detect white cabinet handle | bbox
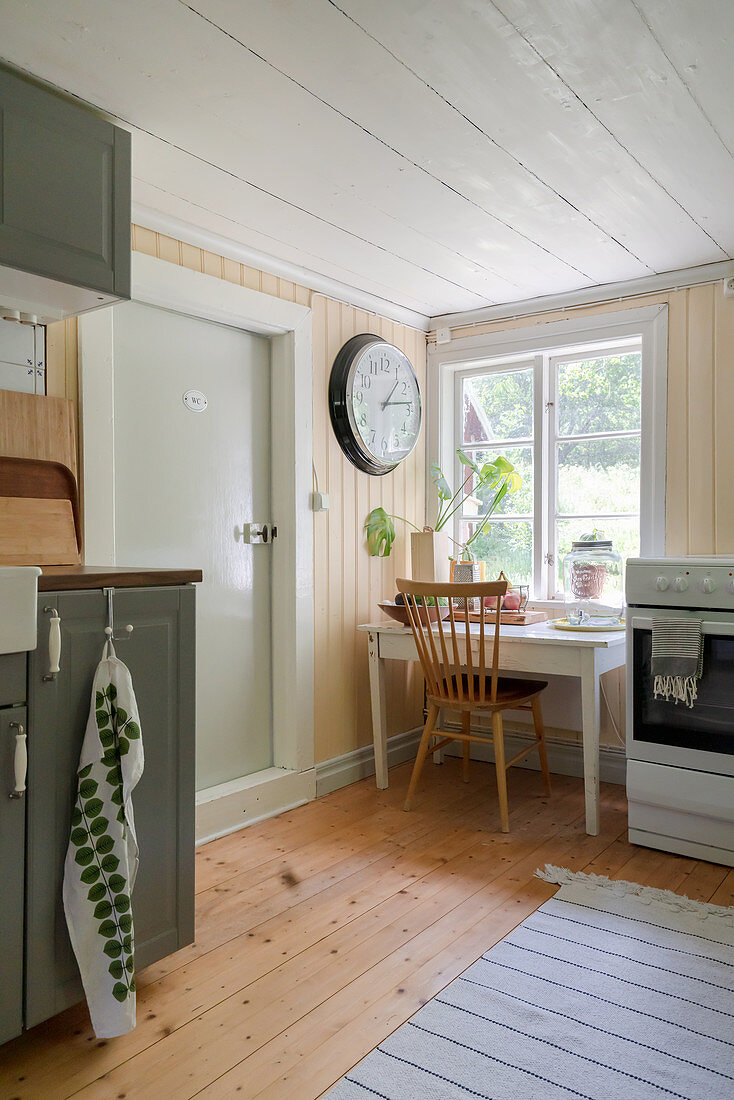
[43,607,61,681]
[9,722,26,799]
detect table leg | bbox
[367,631,389,789]
[580,649,601,835]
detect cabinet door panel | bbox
[0,705,26,1045]
[26,587,194,1028]
[0,64,131,297]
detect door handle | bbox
[42,606,61,681]
[9,722,26,799]
[241,523,278,544]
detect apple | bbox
[503,591,522,610]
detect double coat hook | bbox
[103,587,134,642]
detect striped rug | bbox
[325,865,734,1100]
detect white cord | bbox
[599,677,625,748]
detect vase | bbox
[410,529,450,583]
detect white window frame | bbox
[427,305,667,601]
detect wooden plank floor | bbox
[1,758,731,1099]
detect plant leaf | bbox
[429,462,452,500]
[456,448,479,473]
[364,507,396,558]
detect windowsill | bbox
[527,598,566,612]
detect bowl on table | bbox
[378,600,445,626]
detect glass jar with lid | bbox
[562,534,624,627]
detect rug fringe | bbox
[536,864,734,925]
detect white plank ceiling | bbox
[1,0,733,320]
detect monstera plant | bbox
[364,450,522,558]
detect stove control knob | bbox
[673,576,689,593]
[701,576,716,594]
[655,576,669,591]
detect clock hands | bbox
[380,380,399,410]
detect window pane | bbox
[557,351,641,436]
[462,367,533,444]
[556,517,639,592]
[557,437,640,515]
[461,446,533,516]
[460,520,533,587]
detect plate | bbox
[548,617,625,632]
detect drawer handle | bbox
[9,722,26,799]
[43,607,61,681]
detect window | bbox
[431,307,666,600]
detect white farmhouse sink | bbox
[0,566,42,653]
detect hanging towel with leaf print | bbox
[63,639,144,1038]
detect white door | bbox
[111,300,272,789]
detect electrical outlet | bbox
[311,491,329,512]
[724,277,734,298]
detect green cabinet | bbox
[0,654,26,1046]
[12,585,195,1033]
[0,62,131,310]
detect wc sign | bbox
[183,389,208,412]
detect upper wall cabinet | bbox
[0,63,131,322]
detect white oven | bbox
[626,557,734,866]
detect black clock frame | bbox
[328,333,421,476]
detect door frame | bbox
[79,251,315,841]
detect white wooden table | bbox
[357,619,626,836]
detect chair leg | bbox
[491,711,510,833]
[531,695,552,795]
[462,712,471,783]
[404,704,439,811]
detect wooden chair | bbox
[396,577,551,832]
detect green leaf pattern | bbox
[64,658,143,1036]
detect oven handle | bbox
[630,616,734,636]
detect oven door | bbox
[627,609,734,776]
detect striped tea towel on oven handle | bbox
[651,616,703,709]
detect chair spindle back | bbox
[395,579,507,705]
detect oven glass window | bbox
[632,629,734,755]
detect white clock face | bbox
[346,342,421,468]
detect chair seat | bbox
[428,674,548,710]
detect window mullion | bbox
[533,354,546,599]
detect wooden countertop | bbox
[39,566,203,591]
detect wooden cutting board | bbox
[466,609,547,626]
[0,498,78,565]
[0,391,77,478]
[0,456,81,565]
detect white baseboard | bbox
[316,728,423,797]
[441,721,626,786]
[315,722,625,798]
[195,766,317,845]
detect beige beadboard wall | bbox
[50,225,426,766]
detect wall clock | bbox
[328,334,422,475]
